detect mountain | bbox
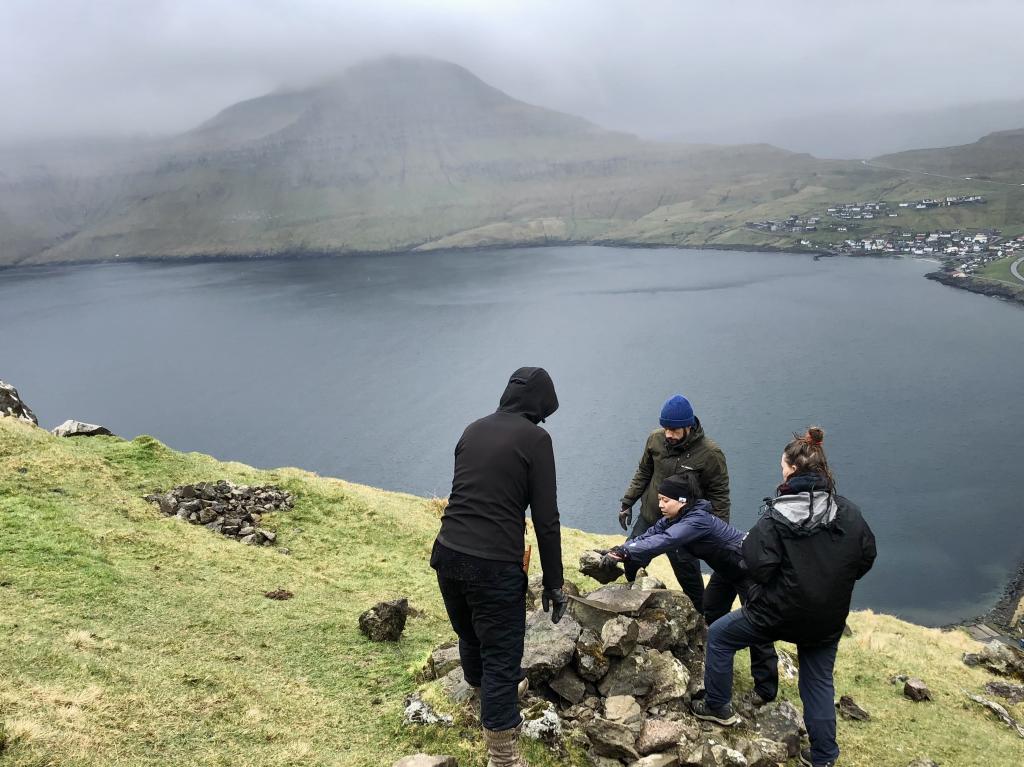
[4,57,1019,268]
[874,127,1024,178]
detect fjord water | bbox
[2,246,1022,625]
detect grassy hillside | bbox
[1,417,1023,766]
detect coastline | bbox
[925,270,1024,308]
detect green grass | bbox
[1,417,1022,766]
[979,254,1024,285]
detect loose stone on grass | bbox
[359,598,409,642]
[836,694,870,721]
[264,588,293,600]
[903,678,933,702]
[403,692,453,726]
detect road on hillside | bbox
[861,159,1024,189]
[1011,256,1024,284]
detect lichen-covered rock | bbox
[633,753,680,767]
[967,693,1024,738]
[586,717,640,761]
[602,615,640,657]
[632,569,667,591]
[739,737,790,767]
[985,680,1024,704]
[359,598,409,642]
[776,649,798,680]
[51,420,114,438]
[521,609,581,683]
[963,640,1024,680]
[575,628,611,682]
[522,704,563,743]
[636,718,688,755]
[403,693,453,726]
[708,743,748,767]
[748,700,804,757]
[643,649,690,707]
[599,651,655,698]
[0,380,37,425]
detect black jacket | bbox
[742,474,877,645]
[435,367,563,590]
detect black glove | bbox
[618,505,633,531]
[600,546,627,569]
[542,587,568,624]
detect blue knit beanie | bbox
[659,394,695,429]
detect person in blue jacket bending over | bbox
[602,472,778,709]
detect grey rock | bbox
[392,756,457,767]
[963,640,1024,680]
[749,700,805,757]
[906,761,939,767]
[677,742,708,767]
[708,744,748,767]
[521,704,562,743]
[0,380,38,425]
[198,506,218,524]
[601,615,640,657]
[604,694,643,733]
[985,680,1024,704]
[51,420,114,438]
[740,737,790,767]
[633,754,680,767]
[903,678,932,702]
[643,649,690,707]
[403,693,453,726]
[581,583,657,615]
[585,717,640,761]
[967,693,1024,738]
[359,598,409,642]
[632,569,668,591]
[423,642,461,680]
[550,666,587,704]
[521,609,581,683]
[575,628,611,682]
[579,550,625,584]
[636,718,688,755]
[599,652,655,698]
[836,694,870,721]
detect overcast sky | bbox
[3,0,1024,151]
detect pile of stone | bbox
[145,480,292,545]
[0,380,38,425]
[420,573,807,767]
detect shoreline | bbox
[925,270,1024,308]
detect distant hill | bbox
[1,57,1021,267]
[875,127,1024,178]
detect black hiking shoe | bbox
[689,698,740,726]
[800,747,837,767]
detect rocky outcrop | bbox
[52,420,114,437]
[359,599,409,642]
[926,271,1024,307]
[426,577,804,765]
[963,640,1024,680]
[0,380,37,425]
[144,480,292,545]
[967,693,1024,738]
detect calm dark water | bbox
[2,246,1022,625]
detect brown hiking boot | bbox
[483,724,527,767]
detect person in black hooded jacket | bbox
[691,427,876,767]
[431,367,567,767]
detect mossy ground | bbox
[1,418,1021,766]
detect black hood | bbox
[497,367,558,424]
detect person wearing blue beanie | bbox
[618,393,733,617]
[660,394,696,430]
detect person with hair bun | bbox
[691,427,876,767]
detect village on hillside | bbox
[744,193,1024,277]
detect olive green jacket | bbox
[620,418,731,523]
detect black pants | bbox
[705,572,779,703]
[435,561,527,731]
[627,514,705,610]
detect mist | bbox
[3,0,1024,157]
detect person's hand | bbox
[618,505,633,531]
[542,587,568,624]
[600,546,627,569]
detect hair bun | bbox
[805,426,825,446]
